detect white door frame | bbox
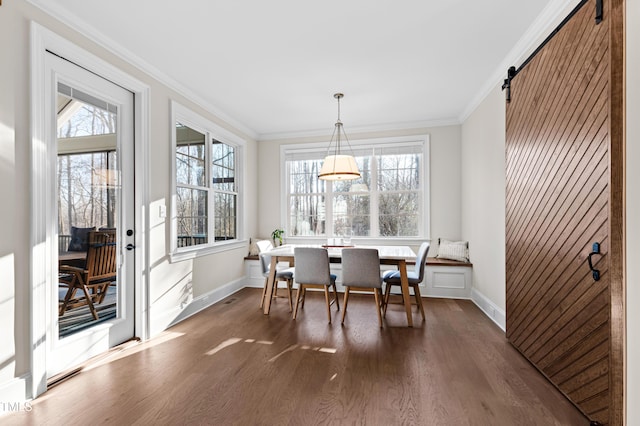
[30,22,150,398]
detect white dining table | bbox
[263,244,417,327]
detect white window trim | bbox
[170,101,247,262]
[280,135,430,246]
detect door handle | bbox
[125,243,136,251]
[587,242,601,281]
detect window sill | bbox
[169,239,248,263]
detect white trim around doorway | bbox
[29,22,150,400]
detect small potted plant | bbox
[271,228,285,246]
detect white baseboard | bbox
[471,288,506,331]
[166,277,247,329]
[0,374,31,414]
[175,267,505,335]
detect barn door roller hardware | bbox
[503,0,601,104]
[595,0,603,24]
[501,66,517,103]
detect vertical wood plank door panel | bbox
[505,0,624,424]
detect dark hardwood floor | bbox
[5,288,588,425]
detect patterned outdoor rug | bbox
[58,286,117,338]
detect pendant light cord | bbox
[324,93,356,159]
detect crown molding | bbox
[27,0,581,140]
[257,117,460,142]
[26,0,259,141]
[458,0,583,123]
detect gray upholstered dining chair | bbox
[382,242,430,322]
[340,248,384,328]
[259,252,295,312]
[292,247,339,323]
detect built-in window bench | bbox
[243,255,472,299]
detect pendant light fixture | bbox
[318,93,361,181]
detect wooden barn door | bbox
[505,0,624,424]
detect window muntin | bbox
[176,123,209,247]
[57,82,117,138]
[211,140,237,241]
[57,90,120,244]
[331,156,372,237]
[288,158,326,236]
[172,102,244,256]
[284,139,427,239]
[176,124,206,187]
[376,149,422,237]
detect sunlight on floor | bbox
[206,337,274,356]
[267,343,337,363]
[205,337,337,362]
[83,331,185,371]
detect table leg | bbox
[263,256,278,315]
[398,259,413,327]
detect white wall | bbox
[0,0,38,395]
[460,86,506,310]
[0,0,258,400]
[0,7,17,388]
[625,0,639,422]
[256,125,463,245]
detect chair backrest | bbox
[259,252,271,275]
[294,247,332,285]
[412,242,430,283]
[341,248,382,289]
[256,240,274,253]
[85,230,117,282]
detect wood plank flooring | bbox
[4,288,588,425]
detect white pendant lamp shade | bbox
[318,154,360,180]
[318,93,361,181]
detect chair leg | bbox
[292,285,304,320]
[97,282,111,304]
[260,277,268,309]
[332,283,340,311]
[341,287,350,324]
[413,284,426,322]
[80,285,99,320]
[383,283,392,316]
[324,286,332,323]
[59,286,75,316]
[286,279,293,312]
[373,288,383,328]
[301,287,307,309]
[373,288,382,328]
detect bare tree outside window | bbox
[286,143,424,239]
[57,98,119,247]
[377,152,421,237]
[212,140,237,241]
[288,159,326,236]
[173,121,240,248]
[58,151,118,235]
[58,104,116,138]
[176,123,208,247]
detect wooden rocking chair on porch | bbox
[59,230,117,320]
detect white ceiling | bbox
[35,0,560,139]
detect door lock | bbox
[126,243,135,251]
